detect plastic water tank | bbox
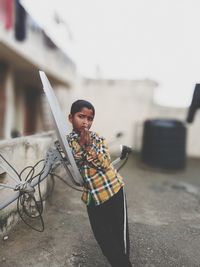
[141,119,186,169]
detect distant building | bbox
[0,0,76,139]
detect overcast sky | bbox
[21,0,200,107]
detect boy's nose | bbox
[83,120,89,126]
[83,118,89,123]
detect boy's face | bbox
[69,107,94,133]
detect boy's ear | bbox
[68,114,72,123]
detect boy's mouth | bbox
[81,126,89,130]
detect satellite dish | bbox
[39,71,83,185]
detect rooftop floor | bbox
[1,154,200,267]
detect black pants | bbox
[87,188,132,267]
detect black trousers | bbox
[87,188,132,267]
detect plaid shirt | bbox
[67,131,124,206]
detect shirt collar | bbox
[69,130,79,140]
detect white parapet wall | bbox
[0,131,56,236]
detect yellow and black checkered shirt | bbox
[67,131,124,206]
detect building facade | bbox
[0,0,76,139]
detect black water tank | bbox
[141,119,186,169]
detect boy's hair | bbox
[70,99,95,116]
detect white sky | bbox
[21,0,200,107]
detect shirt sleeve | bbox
[84,136,111,170]
[70,140,86,166]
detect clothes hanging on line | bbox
[0,0,13,30]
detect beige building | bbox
[0,1,75,140]
[75,78,199,158]
[73,78,157,151]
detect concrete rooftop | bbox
[1,154,200,267]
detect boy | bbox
[67,99,132,267]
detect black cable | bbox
[50,172,83,192]
[19,159,45,182]
[16,159,46,232]
[0,153,80,232]
[30,160,45,180]
[117,156,129,172]
[2,150,130,232]
[17,193,44,232]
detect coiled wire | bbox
[2,152,129,232]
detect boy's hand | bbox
[79,128,92,147]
